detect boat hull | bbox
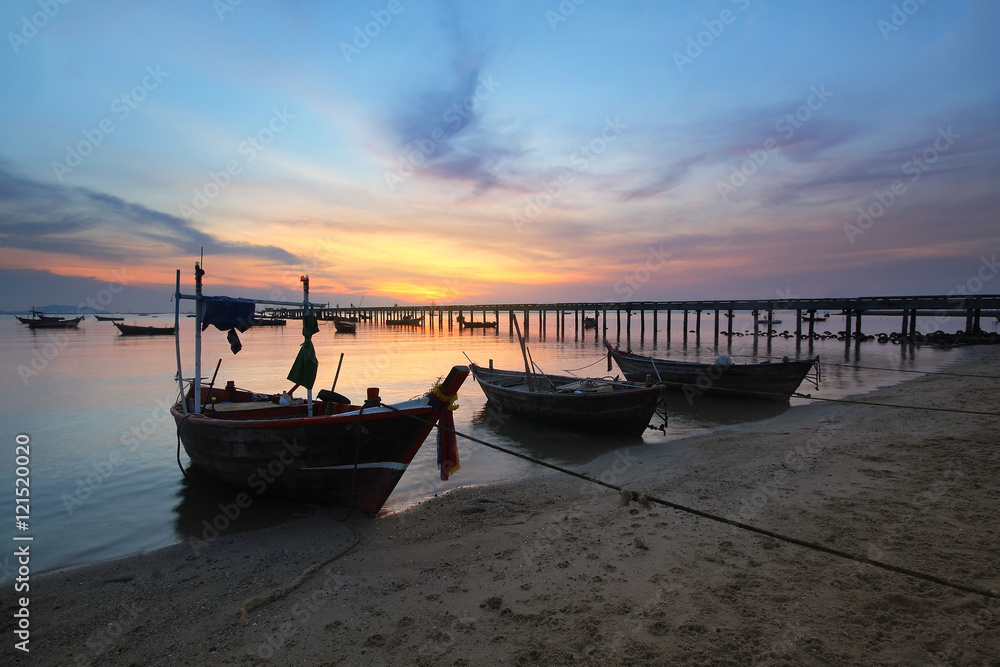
[606,345,817,400]
[115,322,175,335]
[173,366,469,514]
[334,320,357,333]
[27,316,83,329]
[471,365,662,437]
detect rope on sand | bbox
[381,404,1000,602]
[237,517,360,625]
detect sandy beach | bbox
[4,346,999,666]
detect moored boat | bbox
[27,315,83,329]
[334,319,357,333]
[93,314,126,321]
[173,366,468,513]
[115,322,176,336]
[604,340,819,400]
[16,308,65,324]
[470,363,664,437]
[171,265,469,514]
[386,314,424,326]
[456,315,497,329]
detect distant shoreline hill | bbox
[2,306,169,315]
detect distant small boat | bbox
[756,318,783,326]
[471,363,664,437]
[456,315,497,329]
[583,316,598,329]
[334,319,357,333]
[386,315,424,326]
[252,317,286,326]
[93,315,125,322]
[27,316,83,330]
[114,322,175,336]
[801,314,827,322]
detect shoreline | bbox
[4,346,999,665]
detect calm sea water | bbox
[0,309,977,576]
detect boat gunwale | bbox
[609,348,818,372]
[471,364,661,396]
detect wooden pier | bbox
[272,295,1000,346]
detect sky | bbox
[1,0,998,311]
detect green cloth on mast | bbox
[287,315,320,389]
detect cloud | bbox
[0,165,301,265]
[617,154,708,202]
[376,7,521,197]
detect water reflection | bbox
[661,392,790,433]
[470,404,645,466]
[172,465,323,542]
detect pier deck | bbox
[272,295,1000,347]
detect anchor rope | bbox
[237,517,361,624]
[379,401,1000,601]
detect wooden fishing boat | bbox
[93,314,125,321]
[27,315,83,329]
[470,363,663,437]
[173,366,468,514]
[115,322,176,336]
[605,340,819,400]
[16,308,64,324]
[333,319,357,333]
[171,265,469,514]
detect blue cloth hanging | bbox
[201,296,255,332]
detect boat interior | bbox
[181,384,361,419]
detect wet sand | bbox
[4,347,999,665]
